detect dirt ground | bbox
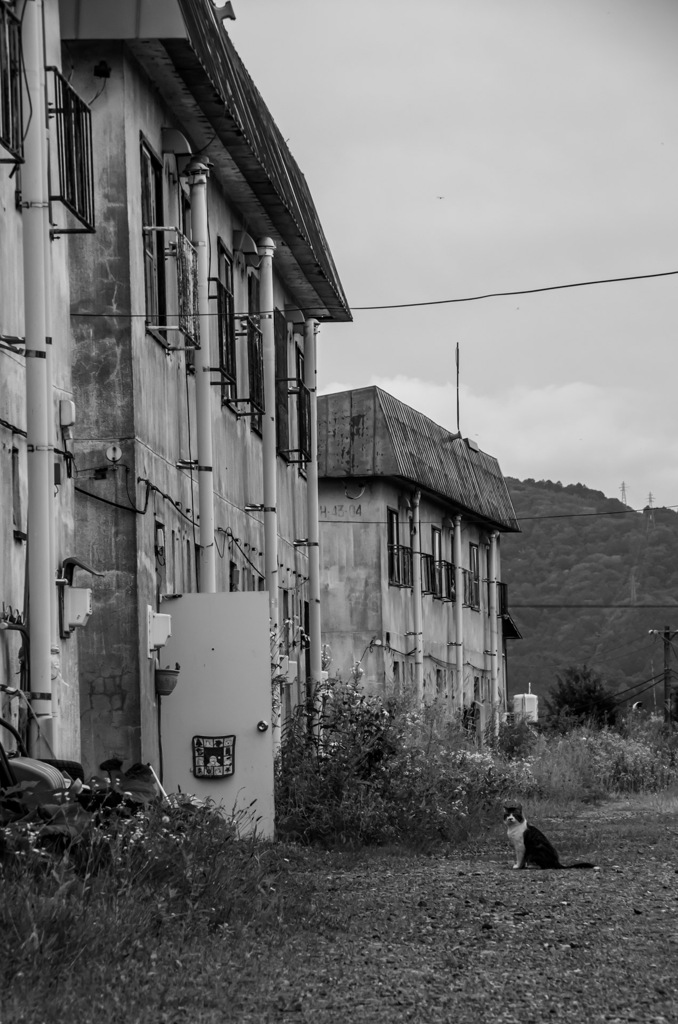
[5,797,678,1023]
[215,797,678,1024]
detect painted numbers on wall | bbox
[319,504,362,518]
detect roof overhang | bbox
[59,0,351,323]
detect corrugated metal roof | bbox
[173,0,351,322]
[318,387,520,532]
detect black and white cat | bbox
[504,804,597,870]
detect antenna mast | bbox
[456,343,460,434]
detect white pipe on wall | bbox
[489,531,499,734]
[454,515,464,705]
[23,0,54,754]
[187,160,216,593]
[411,490,424,701]
[258,238,278,631]
[304,317,322,699]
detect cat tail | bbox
[564,861,596,869]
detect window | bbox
[387,508,412,587]
[229,560,240,592]
[11,445,25,541]
[294,345,310,465]
[387,508,400,585]
[247,273,264,432]
[275,311,289,455]
[465,543,481,610]
[215,243,236,402]
[432,526,442,598]
[0,4,22,162]
[141,142,166,334]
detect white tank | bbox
[513,693,538,723]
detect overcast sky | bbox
[233,0,678,509]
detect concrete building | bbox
[1,1,349,792]
[0,0,87,763]
[318,387,521,727]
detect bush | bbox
[275,684,538,849]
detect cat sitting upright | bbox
[504,804,596,870]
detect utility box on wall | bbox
[159,591,274,837]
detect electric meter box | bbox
[63,587,92,631]
[147,607,172,658]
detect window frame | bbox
[0,4,22,163]
[140,140,166,342]
[215,241,236,404]
[274,310,290,457]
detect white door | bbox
[159,591,274,837]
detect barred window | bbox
[0,5,22,162]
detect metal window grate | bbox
[0,3,22,162]
[281,380,311,463]
[175,230,199,346]
[47,66,94,232]
[143,226,200,347]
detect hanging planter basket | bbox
[155,667,180,697]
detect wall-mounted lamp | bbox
[233,230,260,269]
[212,0,236,18]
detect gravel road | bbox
[216,799,678,1023]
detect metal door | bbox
[159,591,274,837]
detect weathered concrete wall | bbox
[319,476,505,712]
[66,39,312,774]
[0,15,79,757]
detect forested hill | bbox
[502,478,678,712]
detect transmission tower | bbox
[620,481,627,505]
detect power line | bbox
[348,269,678,312]
[65,268,678,320]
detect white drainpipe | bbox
[304,317,322,699]
[411,489,424,701]
[258,239,278,630]
[453,515,464,705]
[489,531,499,733]
[23,0,53,754]
[187,160,216,593]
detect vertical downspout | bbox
[23,0,53,755]
[258,238,278,632]
[304,317,322,700]
[453,515,464,706]
[411,490,424,701]
[187,160,216,593]
[489,531,499,736]
[41,0,60,736]
[258,238,279,752]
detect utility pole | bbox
[649,627,676,729]
[664,626,673,731]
